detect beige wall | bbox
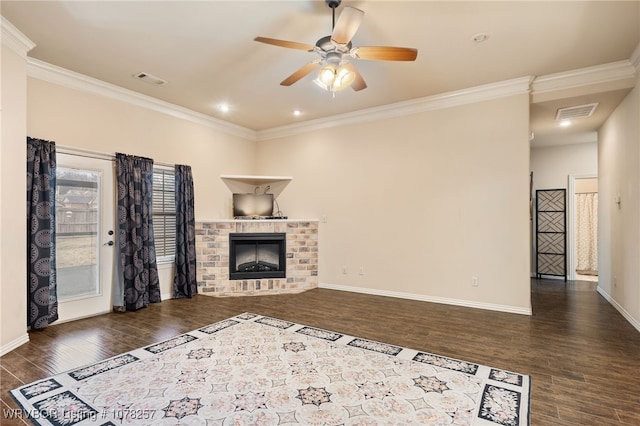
[1,44,29,353]
[27,78,257,221]
[598,72,640,330]
[530,142,598,191]
[255,95,532,313]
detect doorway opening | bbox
[55,153,114,323]
[568,175,598,282]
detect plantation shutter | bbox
[153,167,176,259]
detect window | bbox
[55,168,100,299]
[152,167,176,261]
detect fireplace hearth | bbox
[229,233,286,280]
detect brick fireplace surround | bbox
[195,220,318,296]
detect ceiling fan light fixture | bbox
[313,77,331,92]
[318,64,338,86]
[333,66,355,90]
[314,59,355,93]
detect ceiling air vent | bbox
[133,72,167,86]
[555,103,598,121]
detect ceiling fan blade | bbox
[344,62,367,91]
[254,36,315,51]
[355,46,418,61]
[280,62,321,86]
[331,6,364,45]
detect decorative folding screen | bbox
[536,189,566,279]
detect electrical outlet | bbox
[613,276,617,287]
[342,266,347,274]
[472,276,479,287]
[321,215,328,223]
[359,266,365,275]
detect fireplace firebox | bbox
[229,233,286,280]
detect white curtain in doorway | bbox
[576,193,598,275]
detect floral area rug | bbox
[10,313,530,425]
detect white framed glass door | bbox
[56,153,114,322]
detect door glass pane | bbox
[56,167,100,299]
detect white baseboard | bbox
[0,333,29,357]
[319,282,532,316]
[597,286,640,333]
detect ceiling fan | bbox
[254,0,418,93]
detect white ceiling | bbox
[2,1,639,146]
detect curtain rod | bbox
[56,145,174,168]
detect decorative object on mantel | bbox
[10,313,530,425]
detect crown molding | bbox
[26,58,257,141]
[24,53,637,143]
[1,16,35,58]
[256,76,534,141]
[531,60,637,96]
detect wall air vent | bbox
[133,72,167,86]
[555,103,598,121]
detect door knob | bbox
[104,241,114,246]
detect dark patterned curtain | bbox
[173,165,197,298]
[114,153,161,311]
[26,137,58,330]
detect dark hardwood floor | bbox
[2,278,639,425]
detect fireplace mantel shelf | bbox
[200,219,318,223]
[221,175,293,198]
[220,175,293,186]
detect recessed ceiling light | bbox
[472,33,489,43]
[219,104,230,113]
[293,109,302,117]
[560,120,572,127]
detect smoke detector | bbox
[555,103,598,121]
[133,72,167,86]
